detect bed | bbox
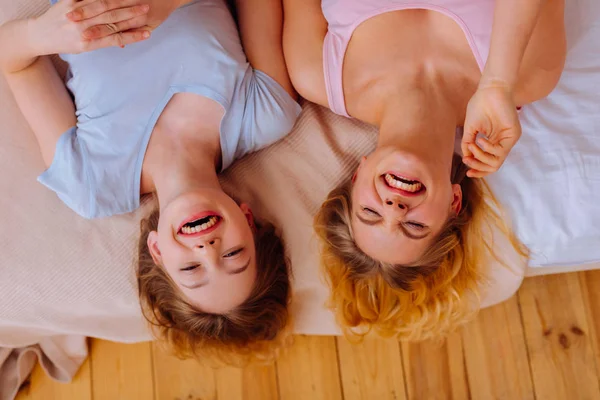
[1,0,599,398]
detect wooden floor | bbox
[16,271,600,400]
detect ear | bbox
[147,231,163,266]
[352,156,367,183]
[239,203,256,231]
[450,183,463,215]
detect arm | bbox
[234,0,296,99]
[460,1,547,178]
[0,0,149,166]
[481,0,545,89]
[0,19,76,167]
[281,0,328,107]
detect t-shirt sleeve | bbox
[37,126,139,219]
[223,69,301,169]
[37,127,96,219]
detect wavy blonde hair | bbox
[137,207,292,366]
[314,155,527,341]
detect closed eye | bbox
[405,221,426,230]
[362,207,381,217]
[223,248,244,258]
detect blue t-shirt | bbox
[38,0,301,219]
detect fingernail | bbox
[476,138,484,146]
[68,10,81,20]
[143,31,150,38]
[142,4,150,11]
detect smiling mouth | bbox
[383,173,425,194]
[179,215,222,235]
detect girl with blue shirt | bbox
[0,0,300,362]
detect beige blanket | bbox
[5,0,600,398]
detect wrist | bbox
[478,75,514,93]
[26,17,48,57]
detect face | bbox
[147,189,257,314]
[351,146,462,265]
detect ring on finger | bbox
[105,23,119,33]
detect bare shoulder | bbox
[282,0,329,107]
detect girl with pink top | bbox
[283,0,566,339]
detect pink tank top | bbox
[322,0,495,117]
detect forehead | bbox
[351,215,432,265]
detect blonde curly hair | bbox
[314,155,526,341]
[137,207,292,365]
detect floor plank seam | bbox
[516,289,538,400]
[398,340,410,400]
[459,333,473,400]
[149,342,157,400]
[88,339,95,400]
[274,359,283,400]
[333,337,346,400]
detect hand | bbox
[461,81,521,178]
[30,0,151,55]
[67,0,183,39]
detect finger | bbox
[475,136,503,157]
[67,0,140,21]
[466,169,490,179]
[462,156,496,173]
[80,4,149,31]
[498,125,523,152]
[461,128,477,158]
[82,15,148,39]
[468,143,501,168]
[83,30,150,51]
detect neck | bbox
[376,74,463,174]
[144,126,222,211]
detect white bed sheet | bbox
[487,0,600,268]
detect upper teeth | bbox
[181,216,218,234]
[385,174,422,193]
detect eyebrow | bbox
[179,258,251,290]
[355,213,430,241]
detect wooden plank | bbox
[461,296,535,399]
[276,335,343,400]
[90,340,155,400]
[580,270,600,391]
[214,364,279,400]
[518,274,600,400]
[152,342,217,400]
[401,332,469,400]
[16,356,92,400]
[336,336,407,400]
[152,342,279,400]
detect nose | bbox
[193,238,220,268]
[194,238,220,250]
[383,198,408,217]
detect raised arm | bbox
[481,0,546,89]
[234,0,296,98]
[461,0,561,179]
[0,0,150,166]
